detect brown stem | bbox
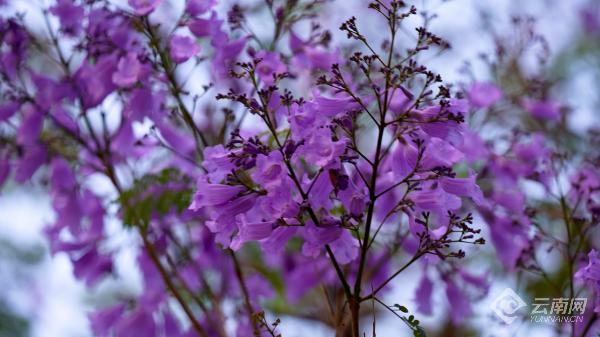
[561,196,577,337]
[360,252,423,302]
[229,249,258,332]
[142,18,208,151]
[142,234,210,337]
[167,232,229,337]
[351,14,397,337]
[164,252,231,337]
[349,298,360,337]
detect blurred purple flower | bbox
[113,52,142,87]
[467,82,503,108]
[128,0,161,16]
[50,0,84,35]
[580,5,600,35]
[186,0,216,16]
[523,98,561,121]
[169,35,200,64]
[415,272,434,315]
[575,250,600,312]
[89,305,125,337]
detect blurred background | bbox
[0,0,598,336]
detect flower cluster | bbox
[0,0,599,336]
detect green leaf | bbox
[118,168,193,228]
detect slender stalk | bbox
[166,232,229,337]
[351,7,398,337]
[142,234,210,337]
[561,196,576,337]
[142,18,208,151]
[360,252,423,302]
[230,249,258,332]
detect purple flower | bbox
[189,179,245,209]
[128,0,161,16]
[440,171,485,206]
[155,120,196,155]
[412,184,461,214]
[514,133,550,162]
[125,87,164,121]
[113,52,142,87]
[415,272,434,315]
[16,105,43,146]
[239,220,275,241]
[458,130,489,163]
[31,73,72,110]
[213,194,256,221]
[111,119,135,156]
[289,31,339,70]
[50,158,76,191]
[575,250,600,313]
[252,151,285,189]
[0,101,18,121]
[297,128,346,167]
[580,5,600,35]
[89,305,125,337]
[301,220,343,258]
[186,0,216,16]
[50,0,84,35]
[328,230,359,264]
[3,1,571,334]
[115,308,156,337]
[388,88,412,114]
[284,257,327,302]
[289,103,319,139]
[523,98,561,121]
[76,55,117,108]
[262,226,297,254]
[15,144,46,183]
[163,313,184,337]
[231,218,279,251]
[169,35,200,64]
[444,277,473,324]
[307,171,334,211]
[258,185,299,219]
[416,100,468,144]
[212,37,246,79]
[467,82,503,108]
[254,51,286,84]
[51,106,79,134]
[188,11,225,39]
[390,136,464,181]
[488,216,530,269]
[313,92,358,118]
[305,47,338,70]
[203,145,236,182]
[72,248,112,287]
[338,181,367,216]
